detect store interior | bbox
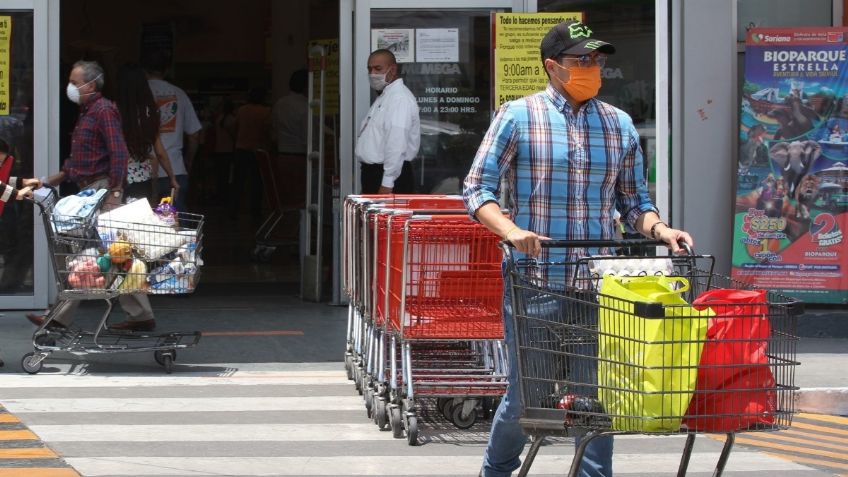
[60,0,340,288]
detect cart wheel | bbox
[451,403,478,430]
[364,388,373,418]
[390,406,403,438]
[21,352,43,375]
[344,355,354,380]
[440,398,453,420]
[406,415,419,446]
[354,368,362,394]
[374,398,388,430]
[161,354,174,374]
[154,350,177,366]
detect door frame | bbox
[0,0,52,309]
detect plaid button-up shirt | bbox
[464,84,657,265]
[63,93,129,190]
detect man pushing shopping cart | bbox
[463,19,697,477]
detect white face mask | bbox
[368,73,388,91]
[66,74,101,104]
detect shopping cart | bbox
[504,239,800,477]
[342,195,466,389]
[383,214,507,444]
[252,149,299,262]
[22,186,203,374]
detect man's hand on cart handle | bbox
[505,227,550,258]
[653,224,694,255]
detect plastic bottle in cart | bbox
[154,196,177,225]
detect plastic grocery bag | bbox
[598,275,711,432]
[682,288,775,432]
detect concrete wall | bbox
[673,0,737,274]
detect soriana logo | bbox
[828,31,844,42]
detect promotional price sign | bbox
[492,12,582,109]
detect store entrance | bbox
[59,0,339,289]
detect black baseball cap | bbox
[540,20,616,61]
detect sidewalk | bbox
[793,306,848,416]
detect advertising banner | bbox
[733,27,848,304]
[492,12,582,109]
[0,16,10,116]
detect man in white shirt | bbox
[355,49,420,194]
[143,49,202,212]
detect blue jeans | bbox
[156,174,189,212]
[481,274,613,477]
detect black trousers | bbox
[360,161,414,194]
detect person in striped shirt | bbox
[464,21,694,477]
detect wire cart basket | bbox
[504,239,801,477]
[23,186,204,374]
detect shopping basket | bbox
[504,239,800,477]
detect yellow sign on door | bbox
[0,16,10,116]
[493,12,582,108]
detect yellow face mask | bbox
[550,62,602,103]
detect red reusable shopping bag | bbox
[683,288,776,432]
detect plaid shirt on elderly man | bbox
[63,93,129,190]
[463,83,657,267]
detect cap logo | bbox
[585,40,605,49]
[568,23,593,39]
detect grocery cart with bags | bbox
[504,239,800,477]
[23,186,203,374]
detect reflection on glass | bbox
[370,10,496,195]
[0,11,34,295]
[539,0,657,201]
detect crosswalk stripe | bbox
[797,413,848,426]
[784,428,848,444]
[0,448,58,459]
[61,453,816,476]
[792,421,848,437]
[0,430,38,440]
[29,423,400,442]
[764,452,848,471]
[2,396,365,413]
[0,469,80,476]
[736,431,848,452]
[735,436,848,461]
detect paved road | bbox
[0,361,839,477]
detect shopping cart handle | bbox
[500,238,694,255]
[24,184,59,214]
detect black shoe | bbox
[26,313,67,330]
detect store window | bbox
[538,1,658,199]
[370,10,498,194]
[0,11,34,296]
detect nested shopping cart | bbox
[342,195,466,390]
[381,214,508,444]
[23,186,204,374]
[504,239,801,477]
[341,194,509,443]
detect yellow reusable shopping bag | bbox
[598,275,712,432]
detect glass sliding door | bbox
[368,9,501,194]
[0,0,50,309]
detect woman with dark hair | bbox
[115,64,179,203]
